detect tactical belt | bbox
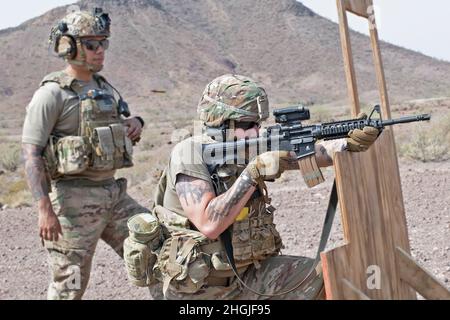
[220,179,338,297]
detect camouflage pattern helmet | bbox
[197,74,269,127]
[50,7,111,42]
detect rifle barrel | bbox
[379,114,431,127]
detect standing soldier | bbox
[22,7,149,299]
[144,74,379,299]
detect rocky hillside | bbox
[0,0,449,300]
[1,0,450,128]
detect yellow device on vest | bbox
[236,207,249,221]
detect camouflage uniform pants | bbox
[155,255,325,300]
[45,178,149,300]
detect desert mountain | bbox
[1,0,450,124]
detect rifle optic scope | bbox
[273,105,310,124]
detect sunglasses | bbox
[234,122,261,130]
[81,39,109,51]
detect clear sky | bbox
[0,0,449,62]
[300,0,450,62]
[0,0,76,30]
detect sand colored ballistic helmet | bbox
[49,8,110,70]
[197,74,269,128]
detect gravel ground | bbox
[0,160,448,300]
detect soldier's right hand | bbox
[246,151,295,182]
[38,198,63,243]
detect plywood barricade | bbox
[320,0,450,300]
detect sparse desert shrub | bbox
[8,179,28,194]
[398,114,450,162]
[0,176,32,208]
[0,143,21,172]
[0,189,32,208]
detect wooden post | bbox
[368,10,392,120]
[343,0,372,18]
[336,0,361,116]
[396,247,450,300]
[321,131,416,299]
[321,1,450,300]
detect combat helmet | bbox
[197,74,269,128]
[49,7,111,71]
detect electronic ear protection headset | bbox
[54,22,78,59]
[51,8,111,61]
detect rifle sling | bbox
[220,179,338,297]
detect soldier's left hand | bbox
[124,117,143,142]
[346,112,379,152]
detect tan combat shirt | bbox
[22,74,116,181]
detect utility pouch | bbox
[43,135,61,179]
[124,213,164,287]
[55,136,89,175]
[91,126,115,171]
[153,228,214,296]
[124,135,134,167]
[109,123,133,168]
[110,123,125,169]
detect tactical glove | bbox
[346,113,380,152]
[245,151,294,182]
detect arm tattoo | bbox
[175,174,214,206]
[206,170,255,222]
[22,144,50,200]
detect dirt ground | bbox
[0,159,449,300]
